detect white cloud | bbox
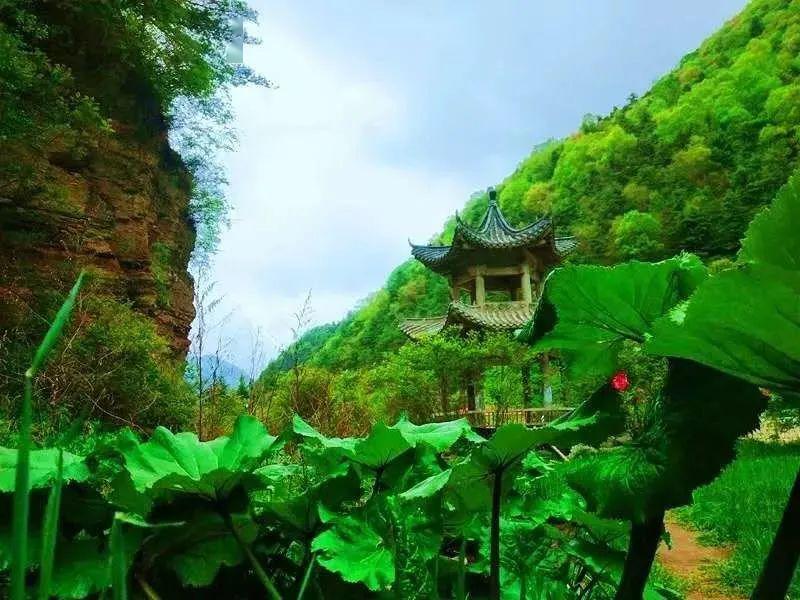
[207,22,471,366]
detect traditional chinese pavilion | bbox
[400,188,576,340]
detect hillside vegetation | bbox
[265,0,800,386]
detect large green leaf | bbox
[0,448,89,493]
[564,446,665,523]
[312,484,445,593]
[477,424,550,471]
[648,178,800,400]
[389,416,483,452]
[462,393,625,478]
[351,422,413,470]
[119,415,281,500]
[738,172,800,270]
[141,509,256,587]
[648,264,800,398]
[312,509,395,592]
[48,539,113,599]
[0,522,143,599]
[398,469,452,502]
[444,425,550,523]
[442,403,621,530]
[291,415,357,453]
[259,465,362,535]
[388,494,444,599]
[525,255,706,379]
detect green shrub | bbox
[1,296,194,445]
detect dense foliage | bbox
[266,0,800,389]
[0,295,196,446]
[1,412,662,600]
[3,165,798,599]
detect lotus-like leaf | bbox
[0,448,89,493]
[312,510,395,591]
[649,175,800,400]
[523,254,706,379]
[389,416,483,452]
[120,415,281,500]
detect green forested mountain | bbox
[265,0,800,378]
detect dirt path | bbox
[657,514,743,600]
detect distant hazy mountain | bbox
[197,355,249,387]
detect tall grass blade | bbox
[11,272,86,600]
[110,515,127,600]
[10,376,33,600]
[29,271,86,376]
[37,449,64,600]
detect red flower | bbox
[611,371,630,392]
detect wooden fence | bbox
[432,406,573,429]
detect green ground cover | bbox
[680,439,800,597]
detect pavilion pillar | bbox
[475,266,486,306]
[450,277,459,301]
[466,379,477,411]
[521,262,533,303]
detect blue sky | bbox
[207,0,746,367]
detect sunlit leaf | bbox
[119,415,281,500]
[312,510,395,592]
[390,416,483,452]
[525,255,706,379]
[0,448,89,493]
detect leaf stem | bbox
[490,467,503,600]
[222,511,282,600]
[456,538,466,600]
[372,466,385,496]
[136,575,163,600]
[111,516,128,600]
[38,448,64,600]
[751,466,800,599]
[614,512,664,600]
[296,554,315,600]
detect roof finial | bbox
[487,186,497,206]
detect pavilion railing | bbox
[432,406,573,429]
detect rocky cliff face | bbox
[0,122,195,356]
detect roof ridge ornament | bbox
[487,186,498,206]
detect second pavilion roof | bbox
[399,300,535,340]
